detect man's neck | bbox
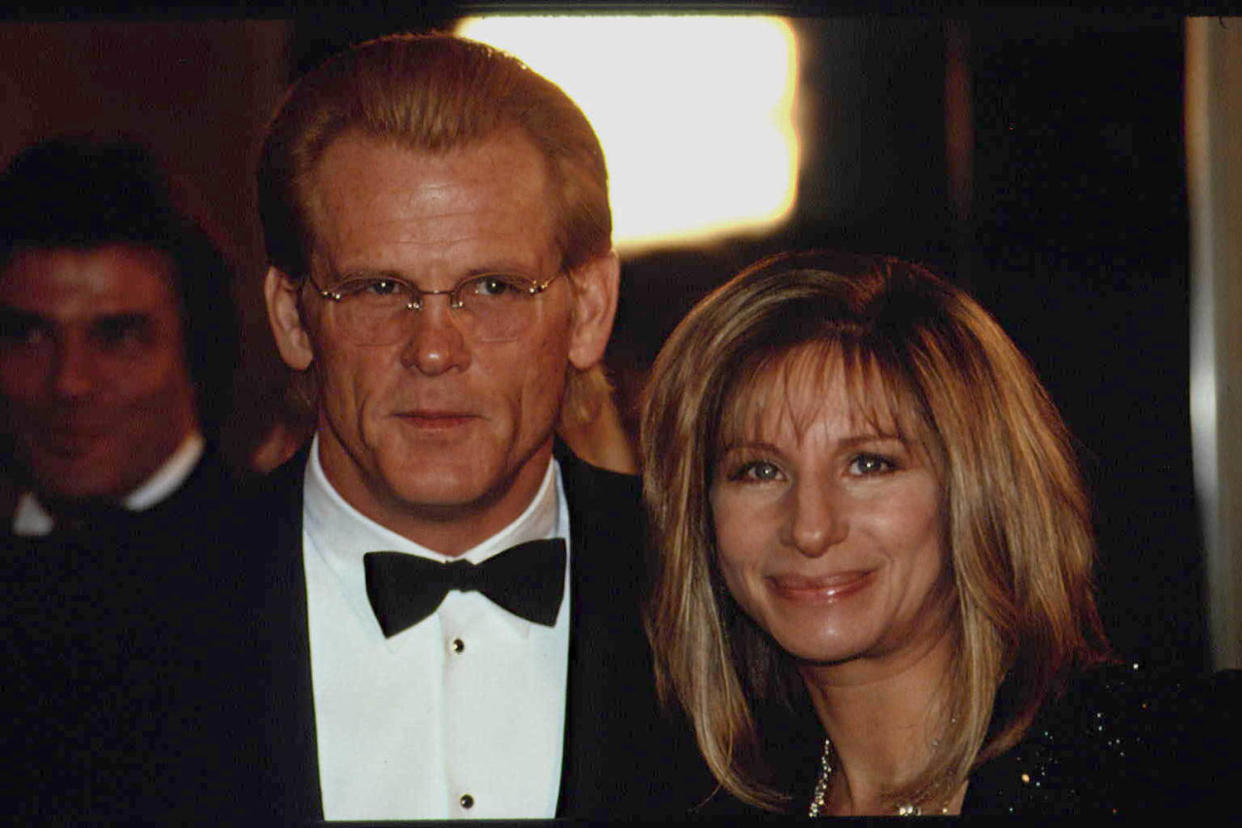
[123,431,206,510]
[13,431,205,536]
[312,435,554,557]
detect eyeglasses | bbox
[304,271,564,345]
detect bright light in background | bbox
[457,15,800,253]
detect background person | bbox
[0,136,257,820]
[641,249,1239,816]
[0,135,239,543]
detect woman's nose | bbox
[783,478,848,557]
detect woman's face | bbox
[709,351,954,675]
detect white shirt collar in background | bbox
[11,431,206,536]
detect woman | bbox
[642,250,1234,815]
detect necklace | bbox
[807,737,949,817]
[808,737,833,817]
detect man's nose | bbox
[782,478,848,558]
[398,296,471,376]
[51,335,99,398]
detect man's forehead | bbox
[0,244,178,320]
[301,128,560,278]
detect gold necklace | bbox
[807,737,948,817]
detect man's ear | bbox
[264,266,315,371]
[567,251,620,372]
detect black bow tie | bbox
[363,539,567,636]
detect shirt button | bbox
[451,638,465,654]
[460,794,474,809]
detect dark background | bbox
[1,6,1207,671]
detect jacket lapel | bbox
[554,446,661,817]
[240,450,324,819]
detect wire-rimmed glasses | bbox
[304,271,564,345]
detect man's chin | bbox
[380,475,497,520]
[31,471,131,502]
[26,447,140,502]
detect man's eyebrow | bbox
[91,312,153,327]
[0,306,49,327]
[93,311,152,321]
[331,268,408,282]
[0,305,43,317]
[330,263,545,285]
[462,261,543,277]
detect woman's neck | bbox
[798,622,959,815]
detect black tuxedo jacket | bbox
[2,448,264,821]
[230,444,713,821]
[4,445,711,821]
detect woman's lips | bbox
[768,570,874,602]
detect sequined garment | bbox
[963,663,1239,815]
[694,663,1240,816]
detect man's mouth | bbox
[396,410,476,429]
[33,432,104,458]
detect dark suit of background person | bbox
[248,34,711,820]
[0,137,250,819]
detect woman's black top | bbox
[698,664,1240,816]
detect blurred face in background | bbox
[0,244,198,501]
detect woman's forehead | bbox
[719,344,918,445]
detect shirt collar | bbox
[302,435,566,637]
[12,431,205,536]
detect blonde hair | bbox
[257,32,612,410]
[641,250,1109,811]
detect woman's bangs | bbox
[714,341,932,456]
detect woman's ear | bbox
[264,267,315,371]
[567,251,620,372]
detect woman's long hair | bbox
[641,250,1109,811]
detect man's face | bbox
[266,130,616,553]
[0,244,199,500]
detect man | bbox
[0,137,239,542]
[0,137,252,820]
[248,33,707,820]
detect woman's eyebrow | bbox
[837,432,905,448]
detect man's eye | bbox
[0,311,48,347]
[331,278,408,300]
[469,275,525,298]
[363,279,404,297]
[93,315,152,348]
[849,454,895,476]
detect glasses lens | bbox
[329,277,416,345]
[455,274,539,342]
[323,273,550,344]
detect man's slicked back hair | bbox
[257,33,612,281]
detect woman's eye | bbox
[731,460,783,482]
[849,454,894,476]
